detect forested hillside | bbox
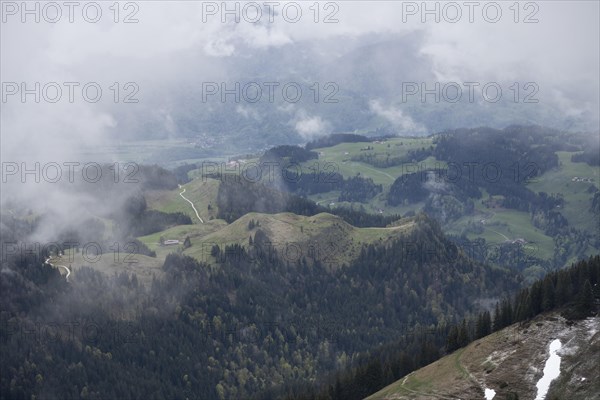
[289,255,600,400]
[1,214,519,399]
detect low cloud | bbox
[236,105,262,121]
[292,110,330,140]
[369,100,426,134]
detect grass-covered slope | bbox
[182,211,415,269]
[145,177,221,222]
[366,311,600,400]
[297,129,599,270]
[141,173,415,269]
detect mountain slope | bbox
[1,213,521,400]
[145,176,221,222]
[298,127,600,275]
[182,211,415,269]
[366,311,600,400]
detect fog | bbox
[1,0,599,243]
[2,2,598,154]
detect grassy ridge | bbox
[297,138,599,265]
[56,251,164,285]
[140,135,599,268]
[528,151,599,233]
[300,137,439,186]
[181,212,415,269]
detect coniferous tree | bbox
[577,279,594,316]
[555,274,571,305]
[530,282,543,315]
[457,319,470,347]
[493,302,502,332]
[515,293,533,322]
[542,278,555,311]
[476,311,492,339]
[475,314,485,339]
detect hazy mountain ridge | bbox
[103,37,599,154]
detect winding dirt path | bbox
[352,162,395,182]
[480,211,510,242]
[487,228,510,242]
[178,184,204,223]
[45,257,71,282]
[316,197,338,206]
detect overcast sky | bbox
[1,0,598,245]
[1,0,599,163]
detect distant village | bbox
[571,176,595,183]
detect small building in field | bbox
[163,240,180,246]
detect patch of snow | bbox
[534,339,562,400]
[484,388,496,399]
